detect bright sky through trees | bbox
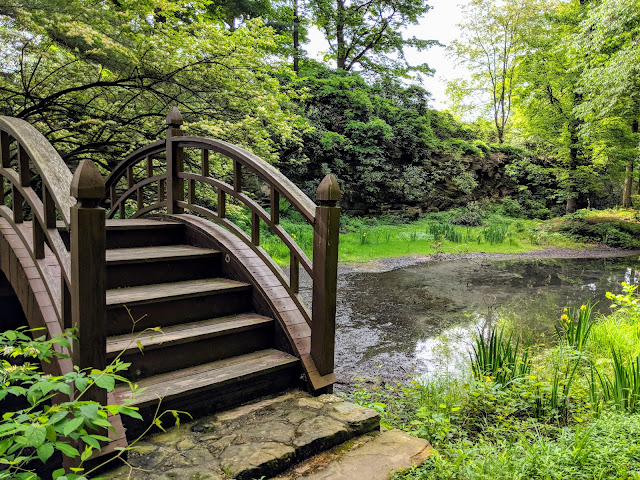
[305,0,471,108]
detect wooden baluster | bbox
[166,106,184,214]
[118,193,125,219]
[0,174,4,205]
[61,278,71,330]
[137,187,143,211]
[202,149,209,177]
[311,174,341,382]
[146,155,153,178]
[33,220,44,259]
[233,160,242,192]
[290,253,299,294]
[218,189,226,218]
[44,186,56,229]
[18,144,29,187]
[70,160,107,405]
[159,178,166,202]
[12,186,23,223]
[0,131,10,168]
[251,212,260,246]
[271,188,280,225]
[188,179,196,206]
[127,165,134,189]
[109,184,117,213]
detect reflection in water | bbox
[335,256,640,388]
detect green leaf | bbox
[55,441,79,457]
[61,417,85,436]
[80,434,101,449]
[37,443,55,463]
[119,406,143,420]
[79,403,99,421]
[25,424,47,448]
[52,468,66,479]
[49,410,69,425]
[94,375,115,391]
[74,377,89,392]
[80,445,93,462]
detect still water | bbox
[334,255,640,388]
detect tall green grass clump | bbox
[470,326,531,385]
[555,302,594,351]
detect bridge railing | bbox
[103,107,340,378]
[0,116,107,404]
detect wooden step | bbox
[106,245,221,288]
[106,278,252,335]
[113,349,301,435]
[106,314,275,379]
[57,219,185,250]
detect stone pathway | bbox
[271,429,433,480]
[102,390,385,480]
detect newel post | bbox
[166,106,184,214]
[311,174,341,378]
[70,160,107,405]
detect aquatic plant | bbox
[470,326,531,386]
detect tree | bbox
[0,0,306,171]
[308,0,436,75]
[575,0,640,207]
[448,0,541,143]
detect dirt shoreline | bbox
[339,246,640,274]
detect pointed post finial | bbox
[166,106,184,128]
[70,160,105,205]
[316,174,341,205]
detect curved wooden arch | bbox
[0,116,75,333]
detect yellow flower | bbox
[561,314,569,322]
[563,307,568,313]
[291,233,297,240]
[580,305,587,311]
[363,232,367,236]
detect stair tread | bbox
[106,245,219,264]
[56,219,182,231]
[106,278,250,306]
[113,349,298,407]
[106,313,273,354]
[105,219,182,230]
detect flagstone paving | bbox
[102,390,383,480]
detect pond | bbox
[334,254,640,390]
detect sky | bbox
[304,0,470,109]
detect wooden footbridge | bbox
[0,108,340,457]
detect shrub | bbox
[450,204,485,226]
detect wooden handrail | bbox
[103,108,340,383]
[0,116,75,327]
[0,117,107,405]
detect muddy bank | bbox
[339,246,640,274]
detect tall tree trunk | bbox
[336,0,346,70]
[293,0,300,73]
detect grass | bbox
[346,282,640,480]
[259,210,592,266]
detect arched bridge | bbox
[0,108,340,455]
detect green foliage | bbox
[0,1,307,169]
[555,303,594,352]
[470,326,531,386]
[0,326,186,479]
[348,282,640,480]
[449,204,486,226]
[557,216,640,249]
[0,328,137,479]
[308,0,436,74]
